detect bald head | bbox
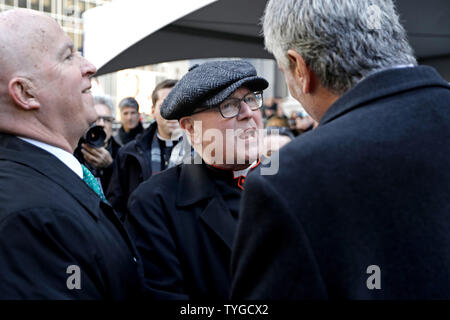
[0,9,61,81]
[0,9,97,153]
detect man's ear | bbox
[179,116,201,144]
[179,116,193,134]
[286,49,312,94]
[151,105,156,118]
[8,77,40,110]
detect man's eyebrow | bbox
[58,42,74,57]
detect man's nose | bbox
[237,101,254,120]
[79,53,97,77]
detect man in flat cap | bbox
[127,60,268,299]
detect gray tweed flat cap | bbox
[160,60,269,120]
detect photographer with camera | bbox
[74,95,121,192]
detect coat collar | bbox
[176,162,216,206]
[135,121,158,152]
[175,159,262,205]
[199,196,237,250]
[0,133,103,219]
[320,66,450,126]
[176,162,238,249]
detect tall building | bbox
[0,0,111,52]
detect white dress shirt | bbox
[18,137,83,179]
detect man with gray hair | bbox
[231,0,450,299]
[74,95,121,192]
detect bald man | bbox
[0,9,143,299]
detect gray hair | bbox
[263,0,417,94]
[93,95,115,117]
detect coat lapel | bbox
[199,196,237,250]
[176,162,237,250]
[0,133,141,259]
[0,134,101,219]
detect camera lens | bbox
[84,125,106,148]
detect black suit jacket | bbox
[231,66,450,299]
[128,163,238,300]
[0,134,144,299]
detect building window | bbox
[64,0,75,16]
[31,0,39,10]
[43,0,51,12]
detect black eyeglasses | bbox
[96,116,114,123]
[192,91,263,118]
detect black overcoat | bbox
[231,66,450,299]
[0,134,144,299]
[128,163,240,300]
[107,122,157,216]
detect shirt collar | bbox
[232,159,260,179]
[156,131,182,147]
[17,137,83,179]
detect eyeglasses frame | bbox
[191,91,264,119]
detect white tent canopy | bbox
[83,0,219,72]
[83,0,450,79]
[83,0,273,76]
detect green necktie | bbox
[81,164,108,204]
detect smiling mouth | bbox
[82,87,91,93]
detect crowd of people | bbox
[0,0,449,300]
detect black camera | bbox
[81,125,106,148]
[288,118,296,127]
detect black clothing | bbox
[150,131,179,173]
[115,122,144,146]
[127,161,259,299]
[107,121,186,217]
[231,66,450,299]
[74,136,121,192]
[107,122,157,216]
[205,164,249,220]
[0,133,144,299]
[158,139,177,170]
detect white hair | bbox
[93,95,114,116]
[263,0,417,94]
